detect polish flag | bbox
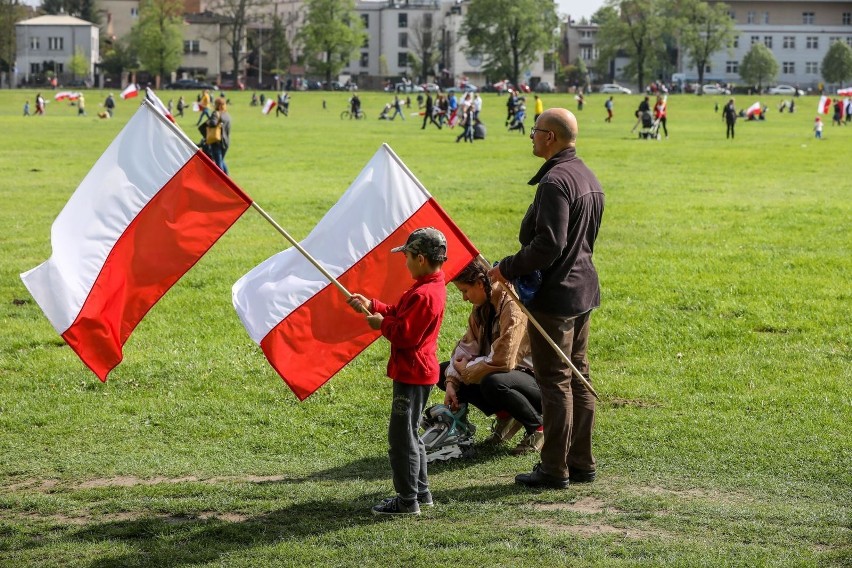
[21,100,253,380]
[817,96,831,114]
[120,83,139,100]
[54,91,76,101]
[232,144,478,400]
[746,102,762,118]
[837,88,852,96]
[145,87,174,122]
[262,98,277,115]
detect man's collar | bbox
[528,146,577,185]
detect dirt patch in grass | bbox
[640,485,754,504]
[530,497,617,514]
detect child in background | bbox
[814,117,823,139]
[23,101,30,116]
[347,228,448,516]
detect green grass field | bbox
[0,88,849,567]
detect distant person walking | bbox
[23,100,30,116]
[813,116,823,139]
[77,93,86,116]
[604,96,613,122]
[421,93,441,129]
[35,93,45,115]
[534,95,544,122]
[104,93,115,117]
[654,95,668,138]
[723,98,737,139]
[391,95,405,120]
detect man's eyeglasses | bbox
[530,127,552,136]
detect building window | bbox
[747,11,755,24]
[55,63,63,73]
[423,13,432,28]
[732,35,739,48]
[829,36,840,45]
[763,12,769,24]
[361,14,368,28]
[48,37,64,51]
[805,61,817,73]
[802,12,814,24]
[362,35,369,48]
[398,13,407,28]
[844,12,851,25]
[806,36,818,49]
[130,7,138,16]
[782,62,795,74]
[783,36,795,49]
[764,36,772,48]
[726,61,739,73]
[728,10,735,20]
[397,52,408,68]
[580,46,594,61]
[30,37,39,50]
[183,40,200,53]
[30,62,40,73]
[423,31,431,46]
[750,36,759,45]
[360,52,368,68]
[544,52,555,72]
[398,32,407,48]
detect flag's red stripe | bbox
[62,152,252,380]
[260,199,478,400]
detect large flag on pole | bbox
[21,99,253,380]
[817,95,831,114]
[262,98,277,115]
[120,83,139,100]
[232,144,478,400]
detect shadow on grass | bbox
[63,481,523,568]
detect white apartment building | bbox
[16,15,99,83]
[347,0,555,89]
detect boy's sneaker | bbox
[511,430,544,455]
[372,496,420,516]
[381,491,433,508]
[482,417,522,446]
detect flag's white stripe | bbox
[21,105,196,334]
[232,146,429,343]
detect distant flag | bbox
[838,88,852,96]
[746,101,762,118]
[54,91,80,101]
[232,144,478,400]
[120,83,139,100]
[262,98,277,115]
[21,100,253,380]
[817,95,831,114]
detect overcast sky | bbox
[556,0,606,21]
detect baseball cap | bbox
[391,227,448,262]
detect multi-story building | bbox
[347,0,555,89]
[685,0,852,89]
[15,15,99,84]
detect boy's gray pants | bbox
[388,382,433,503]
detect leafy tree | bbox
[821,40,852,86]
[100,38,138,76]
[671,0,735,90]
[409,16,437,83]
[594,0,664,92]
[739,42,777,91]
[41,0,100,25]
[267,12,292,88]
[297,0,366,85]
[130,0,183,87]
[69,46,89,78]
[461,0,558,88]
[0,0,29,74]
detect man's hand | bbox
[347,293,372,314]
[444,382,459,410]
[365,313,384,330]
[487,263,508,285]
[452,354,471,375]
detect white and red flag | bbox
[120,83,139,100]
[262,98,277,115]
[145,87,174,122]
[817,95,832,114]
[21,100,253,380]
[232,144,478,400]
[838,88,852,96]
[746,101,762,118]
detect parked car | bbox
[701,84,731,95]
[420,83,441,92]
[446,84,478,94]
[768,85,804,96]
[534,81,556,93]
[165,79,215,90]
[600,83,632,94]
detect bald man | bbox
[488,108,604,489]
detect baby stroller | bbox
[508,104,527,134]
[420,403,477,463]
[637,110,660,139]
[378,103,392,120]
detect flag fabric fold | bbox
[232,144,478,400]
[817,96,831,114]
[21,99,253,380]
[746,101,762,118]
[262,98,277,115]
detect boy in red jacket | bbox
[348,227,448,516]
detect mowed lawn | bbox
[0,88,849,567]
